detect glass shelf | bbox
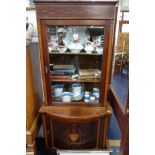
[49,51,102,56]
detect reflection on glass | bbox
[47,26,104,104]
[111,32,129,109]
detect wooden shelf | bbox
[51,78,101,83]
[49,51,102,56]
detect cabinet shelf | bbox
[49,51,102,56]
[51,78,101,83]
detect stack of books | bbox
[50,65,76,80]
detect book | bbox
[53,65,75,70]
[50,74,70,80]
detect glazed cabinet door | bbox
[40,20,115,106]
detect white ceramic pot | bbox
[84,41,94,53]
[89,96,96,102]
[54,88,63,97]
[52,84,64,97]
[92,88,100,98]
[72,84,82,95]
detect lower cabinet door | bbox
[52,120,98,149]
[40,107,110,150]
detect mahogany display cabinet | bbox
[33,0,118,151]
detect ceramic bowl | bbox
[67,42,84,53]
[84,46,94,53]
[73,92,84,101]
[61,92,73,102]
[57,45,67,53]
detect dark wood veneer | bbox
[36,4,116,19]
[40,105,112,149]
[34,0,118,151]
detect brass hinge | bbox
[44,65,49,74]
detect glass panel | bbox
[47,26,104,104]
[111,32,129,111]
